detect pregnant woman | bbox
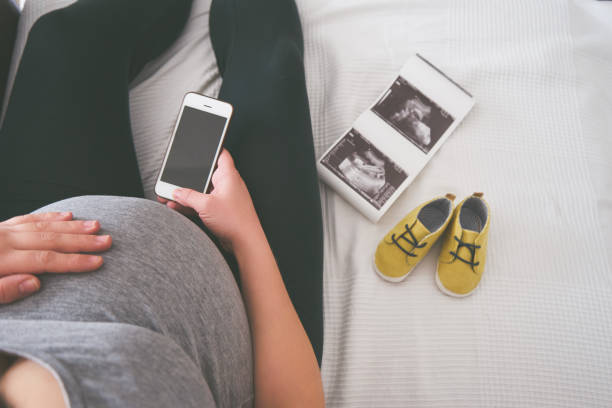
[0,0,324,407]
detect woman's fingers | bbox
[172,188,212,214]
[1,211,72,226]
[166,200,197,216]
[216,149,235,171]
[8,220,100,235]
[161,150,236,216]
[159,195,196,216]
[213,150,237,181]
[7,232,112,253]
[1,250,104,275]
[0,213,110,302]
[0,274,40,304]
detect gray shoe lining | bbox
[417,198,452,232]
[459,197,488,232]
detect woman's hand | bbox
[158,149,263,252]
[0,212,112,304]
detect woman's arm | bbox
[169,150,325,408]
[232,227,324,408]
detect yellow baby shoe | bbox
[374,194,456,282]
[436,193,490,297]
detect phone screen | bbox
[160,106,228,192]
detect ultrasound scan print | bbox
[320,129,408,210]
[372,76,454,154]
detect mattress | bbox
[5,0,612,407]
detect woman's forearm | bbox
[233,226,324,408]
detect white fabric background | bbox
[299,1,612,406]
[4,1,612,407]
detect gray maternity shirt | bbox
[0,196,253,408]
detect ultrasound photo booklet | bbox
[317,54,475,222]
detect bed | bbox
[4,0,612,406]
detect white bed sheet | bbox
[299,1,612,406]
[5,1,612,407]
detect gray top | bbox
[0,196,253,408]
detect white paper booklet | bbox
[317,54,475,222]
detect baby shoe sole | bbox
[372,252,422,283]
[435,261,480,297]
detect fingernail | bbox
[89,256,103,266]
[172,189,183,199]
[19,279,40,295]
[84,220,98,229]
[96,235,110,243]
[60,212,71,217]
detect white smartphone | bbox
[155,92,233,201]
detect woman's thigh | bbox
[0,196,252,392]
[0,0,18,107]
[210,0,324,364]
[0,0,193,219]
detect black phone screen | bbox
[161,106,228,192]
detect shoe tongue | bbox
[462,230,479,242]
[409,218,431,242]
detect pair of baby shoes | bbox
[374,193,490,297]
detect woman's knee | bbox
[265,37,304,79]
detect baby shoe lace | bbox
[450,236,481,271]
[387,221,427,258]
